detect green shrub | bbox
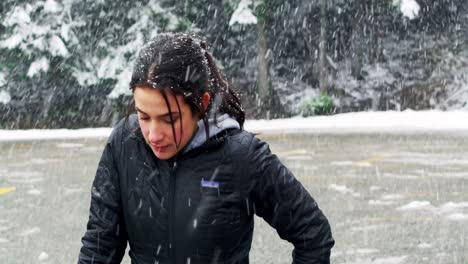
[301,93,334,116]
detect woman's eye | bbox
[139,116,149,121]
[164,117,179,124]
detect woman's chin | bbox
[152,148,175,160]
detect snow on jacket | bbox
[78,114,334,264]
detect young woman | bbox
[78,33,334,264]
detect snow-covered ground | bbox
[0,110,467,142]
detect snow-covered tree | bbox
[0,0,185,128]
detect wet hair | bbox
[127,33,245,152]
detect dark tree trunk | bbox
[351,0,365,80]
[256,19,272,118]
[319,0,328,92]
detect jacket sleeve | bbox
[78,124,127,263]
[247,135,334,264]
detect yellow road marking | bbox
[360,155,386,163]
[0,187,16,195]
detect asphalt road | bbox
[1,131,467,263]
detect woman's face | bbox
[134,86,200,160]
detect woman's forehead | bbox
[134,87,188,115]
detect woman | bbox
[78,33,334,264]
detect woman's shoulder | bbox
[226,129,268,157]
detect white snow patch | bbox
[1,111,468,141]
[73,70,99,87]
[0,128,112,142]
[229,0,258,26]
[328,184,353,193]
[416,243,432,249]
[8,177,43,184]
[19,227,40,236]
[31,158,58,164]
[285,155,314,161]
[27,57,50,77]
[330,161,354,166]
[396,201,433,211]
[281,149,309,156]
[60,23,71,42]
[351,224,390,232]
[436,252,449,258]
[382,173,421,180]
[44,0,60,13]
[0,225,11,232]
[108,67,133,99]
[370,186,383,192]
[353,248,379,255]
[438,202,468,214]
[446,213,468,221]
[397,201,468,221]
[0,90,11,104]
[6,171,44,184]
[328,184,360,197]
[0,34,23,49]
[386,152,468,167]
[3,6,31,27]
[342,248,380,255]
[56,142,84,148]
[382,194,404,200]
[245,111,468,134]
[38,251,49,261]
[400,0,420,20]
[31,36,47,51]
[393,0,420,20]
[429,171,468,179]
[27,189,41,196]
[353,162,372,167]
[348,256,407,264]
[369,200,395,206]
[49,35,69,57]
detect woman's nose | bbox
[148,122,164,143]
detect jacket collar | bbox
[182,112,240,154]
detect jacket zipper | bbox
[168,160,178,263]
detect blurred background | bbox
[0,0,467,129]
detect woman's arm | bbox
[78,124,127,264]
[247,136,334,264]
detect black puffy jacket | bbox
[78,115,334,264]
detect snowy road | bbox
[0,131,467,263]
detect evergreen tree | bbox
[0,0,184,128]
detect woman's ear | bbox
[202,92,211,111]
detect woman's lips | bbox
[153,145,169,152]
